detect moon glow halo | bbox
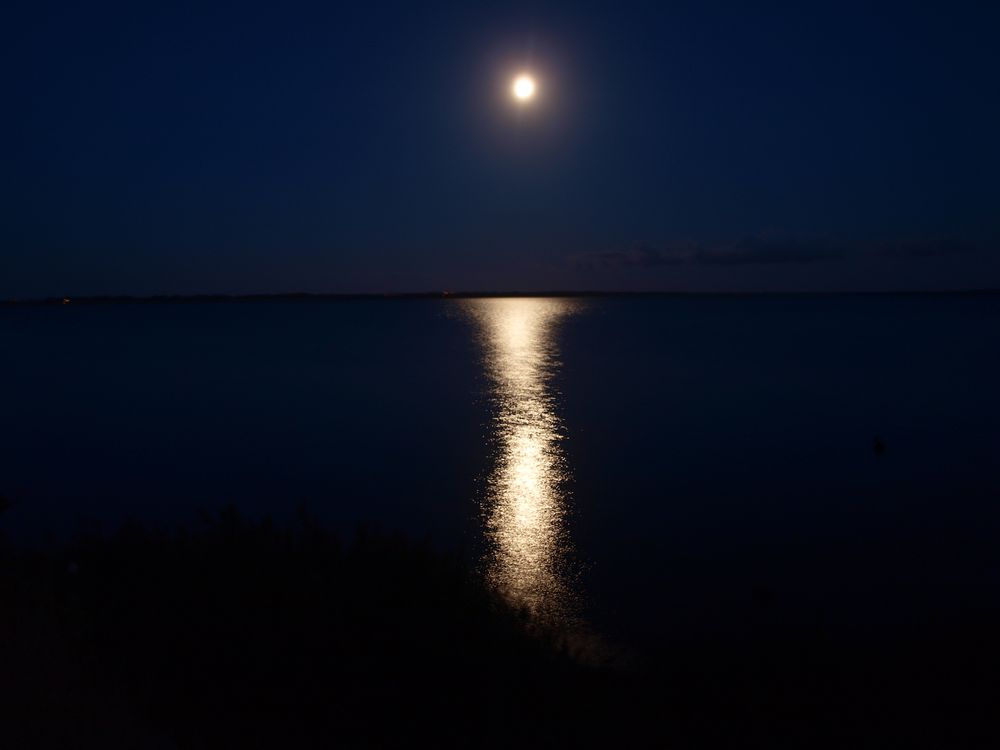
[512,74,536,102]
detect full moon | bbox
[512,74,536,102]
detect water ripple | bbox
[461,297,582,623]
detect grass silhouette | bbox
[4,502,1000,748]
[1,505,627,748]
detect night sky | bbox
[4,1,999,297]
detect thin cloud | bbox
[876,238,979,260]
[571,237,845,270]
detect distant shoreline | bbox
[4,289,1000,306]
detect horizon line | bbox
[3,288,1000,305]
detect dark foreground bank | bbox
[3,505,1000,749]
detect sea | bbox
[2,294,999,650]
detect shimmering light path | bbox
[462,298,581,622]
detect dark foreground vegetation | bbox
[3,504,1000,748]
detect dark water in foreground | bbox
[2,295,999,649]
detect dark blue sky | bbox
[3,0,999,296]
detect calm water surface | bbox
[2,295,1000,646]
[460,298,582,624]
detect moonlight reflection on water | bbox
[462,297,582,623]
